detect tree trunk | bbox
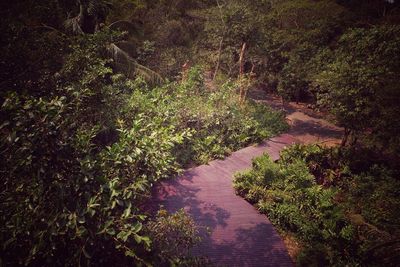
[350,131,358,147]
[213,34,225,81]
[239,42,246,76]
[213,0,226,81]
[238,42,247,104]
[341,128,351,147]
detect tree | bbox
[64,0,112,34]
[262,0,349,101]
[202,0,265,77]
[63,0,164,85]
[313,25,400,150]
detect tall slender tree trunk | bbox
[239,42,246,76]
[213,0,226,81]
[213,34,225,81]
[239,42,247,104]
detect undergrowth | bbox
[234,144,400,266]
[0,31,287,266]
[125,68,288,165]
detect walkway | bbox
[150,93,343,266]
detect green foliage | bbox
[190,0,399,155]
[0,20,288,264]
[234,144,400,266]
[0,1,67,95]
[125,66,288,165]
[145,209,207,265]
[344,166,400,233]
[0,32,179,266]
[234,152,353,266]
[201,0,265,75]
[313,25,400,151]
[263,0,349,101]
[5,0,400,265]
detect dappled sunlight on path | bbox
[149,89,343,266]
[150,135,297,266]
[253,91,344,146]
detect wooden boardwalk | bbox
[149,92,344,266]
[151,134,299,266]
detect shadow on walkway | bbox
[146,88,344,266]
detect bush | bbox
[125,69,288,165]
[234,144,400,266]
[145,209,208,266]
[0,33,184,266]
[234,153,352,267]
[0,30,288,265]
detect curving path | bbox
[149,93,343,266]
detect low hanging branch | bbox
[107,43,164,85]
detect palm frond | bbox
[108,20,143,38]
[107,43,163,85]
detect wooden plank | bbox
[149,134,300,266]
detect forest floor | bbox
[149,86,344,266]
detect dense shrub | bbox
[145,209,208,266]
[234,144,400,266]
[313,25,400,151]
[0,29,287,265]
[125,69,288,165]
[0,32,180,266]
